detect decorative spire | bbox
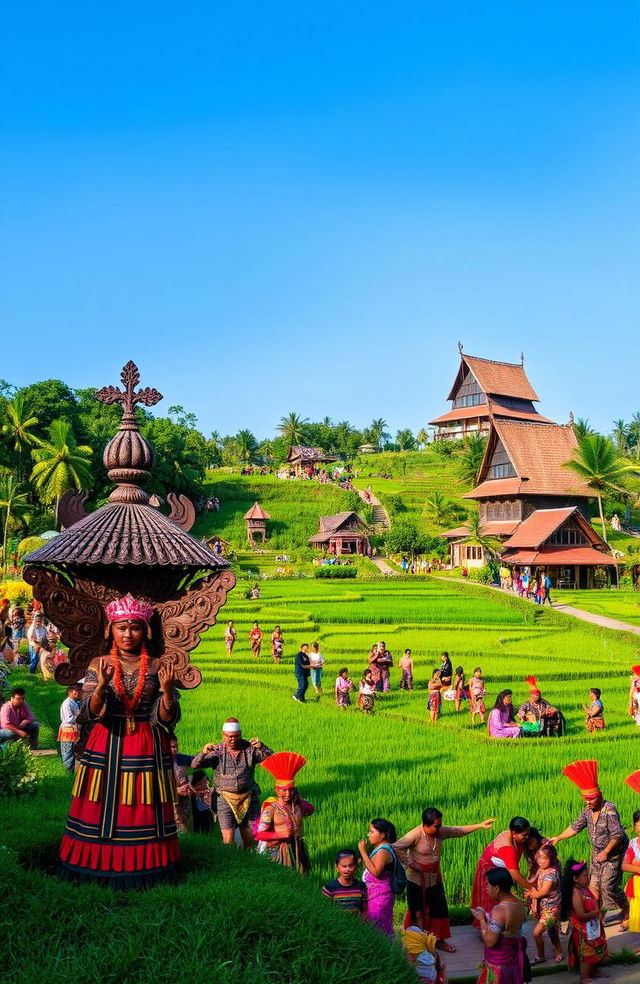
[569,410,575,426]
[520,351,525,367]
[97,361,163,505]
[458,340,464,355]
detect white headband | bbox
[222,722,241,734]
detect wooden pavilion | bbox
[287,445,339,477]
[308,511,370,555]
[244,502,270,545]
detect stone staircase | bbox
[370,503,389,531]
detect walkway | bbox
[445,918,639,981]
[354,486,390,531]
[370,556,400,576]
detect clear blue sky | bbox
[2,3,638,438]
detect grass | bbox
[555,588,640,626]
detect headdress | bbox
[105,593,155,624]
[260,751,306,789]
[222,718,241,734]
[402,927,437,957]
[625,770,640,796]
[631,665,640,677]
[562,759,600,798]
[525,675,541,698]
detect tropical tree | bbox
[424,490,457,528]
[1,393,41,479]
[416,428,430,449]
[395,428,416,451]
[628,413,640,460]
[0,472,30,570]
[258,438,275,461]
[369,418,390,448]
[611,419,629,455]
[30,419,93,526]
[458,434,486,486]
[573,417,595,440]
[277,412,309,448]
[234,429,259,465]
[563,434,633,543]
[462,511,502,560]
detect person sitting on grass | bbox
[525,843,563,965]
[488,690,521,739]
[428,669,442,723]
[561,859,608,983]
[584,688,605,733]
[335,667,353,708]
[0,687,39,748]
[521,710,542,736]
[322,849,368,919]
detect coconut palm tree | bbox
[462,511,502,560]
[416,428,430,449]
[611,419,629,455]
[423,490,457,528]
[234,429,259,465]
[277,412,309,447]
[573,417,595,440]
[369,418,390,447]
[1,393,41,479]
[0,471,30,570]
[396,428,416,451]
[458,433,486,486]
[563,434,633,543]
[628,413,640,460]
[30,419,93,527]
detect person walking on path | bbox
[542,571,553,606]
[550,759,629,928]
[394,808,496,952]
[292,643,311,703]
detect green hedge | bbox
[314,566,357,579]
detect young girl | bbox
[469,667,486,726]
[399,648,414,690]
[526,843,562,965]
[249,621,263,658]
[630,678,640,726]
[335,667,353,708]
[584,688,605,732]
[271,625,284,663]
[622,770,640,940]
[561,859,608,982]
[359,670,375,714]
[453,666,467,711]
[224,620,237,655]
[428,668,442,723]
[309,641,324,697]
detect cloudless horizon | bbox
[1,3,639,438]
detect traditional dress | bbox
[567,887,607,968]
[488,708,521,738]
[255,752,314,873]
[335,675,353,707]
[394,824,464,940]
[477,899,529,984]
[624,770,640,932]
[471,831,525,924]
[249,627,262,657]
[469,677,486,717]
[585,699,605,732]
[59,596,180,888]
[363,844,395,934]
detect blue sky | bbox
[2,3,638,438]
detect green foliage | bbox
[0,741,40,797]
[432,439,456,457]
[564,434,635,543]
[457,433,487,487]
[30,419,93,524]
[314,566,357,578]
[16,379,77,431]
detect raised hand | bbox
[158,662,175,695]
[96,658,115,690]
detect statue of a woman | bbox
[59,593,180,887]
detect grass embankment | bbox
[555,589,640,625]
[5,577,640,944]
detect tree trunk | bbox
[2,503,9,572]
[597,494,607,543]
[55,496,60,530]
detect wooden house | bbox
[308,511,370,555]
[287,445,339,477]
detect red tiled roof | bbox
[447,355,540,402]
[501,545,616,566]
[429,405,552,426]
[441,521,520,539]
[244,502,271,520]
[502,508,577,549]
[463,478,523,499]
[287,445,338,463]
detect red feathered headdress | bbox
[525,675,541,697]
[562,759,600,798]
[631,666,640,677]
[261,751,307,789]
[625,771,640,796]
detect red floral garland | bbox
[111,642,149,718]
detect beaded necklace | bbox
[111,642,149,734]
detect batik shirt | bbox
[570,801,629,858]
[517,698,550,721]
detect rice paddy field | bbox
[176,576,640,906]
[556,589,640,626]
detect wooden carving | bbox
[58,489,89,530]
[166,493,196,532]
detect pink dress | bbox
[363,844,395,935]
[488,708,521,738]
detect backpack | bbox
[372,844,407,897]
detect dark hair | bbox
[441,651,449,659]
[404,649,411,655]
[561,859,587,919]
[486,868,514,893]
[537,843,558,866]
[339,667,349,675]
[590,687,601,699]
[67,683,82,693]
[422,807,443,826]
[473,666,482,674]
[11,687,26,697]
[312,642,320,650]
[370,817,397,843]
[191,769,207,785]
[526,827,543,849]
[633,810,640,825]
[455,666,463,676]
[494,690,515,719]
[335,849,358,864]
[431,668,440,677]
[509,817,531,834]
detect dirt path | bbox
[370,556,400,575]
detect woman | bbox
[488,691,522,738]
[59,593,180,887]
[271,625,284,663]
[358,818,397,935]
[224,620,237,655]
[471,867,530,984]
[584,688,605,733]
[368,645,381,690]
[561,859,607,982]
[309,641,324,697]
[249,621,263,657]
[471,818,532,923]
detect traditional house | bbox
[244,502,270,545]
[429,347,552,441]
[308,511,370,555]
[287,445,339,477]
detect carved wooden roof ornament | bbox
[23,360,235,689]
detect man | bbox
[0,687,40,748]
[393,807,495,952]
[254,750,314,873]
[58,683,82,770]
[551,759,629,925]
[517,676,563,736]
[439,652,453,688]
[374,641,393,693]
[190,718,273,848]
[542,571,553,606]
[292,643,311,703]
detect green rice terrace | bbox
[4,578,640,951]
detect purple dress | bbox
[363,844,395,935]
[488,708,521,739]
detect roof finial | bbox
[96,360,163,420]
[520,351,525,367]
[458,340,464,355]
[569,410,575,426]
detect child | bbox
[469,667,486,726]
[271,625,284,663]
[622,770,640,938]
[249,621,262,658]
[335,667,353,708]
[521,710,542,736]
[631,678,640,726]
[428,669,442,723]
[224,620,237,655]
[561,859,607,983]
[402,926,445,983]
[399,648,414,690]
[526,843,562,965]
[584,688,605,732]
[359,670,375,714]
[453,666,467,712]
[322,849,368,918]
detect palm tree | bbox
[628,413,640,460]
[424,490,456,528]
[0,471,30,570]
[416,428,430,449]
[463,511,502,560]
[369,418,390,447]
[563,434,633,543]
[277,412,309,447]
[30,419,93,527]
[396,428,416,451]
[458,434,486,486]
[234,429,258,465]
[611,419,629,455]
[1,393,41,479]
[573,417,595,440]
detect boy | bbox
[322,849,368,918]
[400,649,414,690]
[58,683,82,770]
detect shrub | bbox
[467,565,496,584]
[0,741,40,797]
[314,566,357,578]
[432,440,456,457]
[0,579,33,605]
[386,494,407,515]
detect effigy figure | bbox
[23,362,235,887]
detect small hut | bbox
[308,511,370,556]
[244,502,270,545]
[287,445,339,477]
